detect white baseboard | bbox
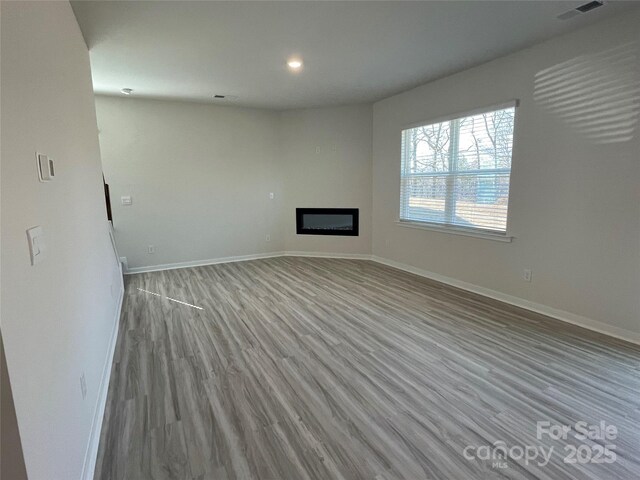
[124,251,372,274]
[125,251,287,274]
[81,282,125,480]
[370,255,640,346]
[283,251,372,260]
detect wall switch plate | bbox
[26,226,45,265]
[523,269,532,282]
[36,153,54,182]
[269,192,275,200]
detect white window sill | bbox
[396,220,513,243]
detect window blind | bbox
[400,104,516,234]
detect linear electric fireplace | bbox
[296,208,359,236]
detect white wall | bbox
[95,96,283,269]
[0,2,123,479]
[95,98,372,268]
[281,105,372,255]
[372,10,640,337]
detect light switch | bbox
[27,226,45,265]
[121,196,132,206]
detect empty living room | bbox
[2,1,640,479]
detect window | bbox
[400,103,516,235]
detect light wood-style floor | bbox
[94,257,640,480]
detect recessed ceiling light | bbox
[287,58,303,70]
[121,88,133,95]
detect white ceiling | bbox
[71,1,637,110]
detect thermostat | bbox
[37,153,54,182]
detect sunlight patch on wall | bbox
[534,42,640,144]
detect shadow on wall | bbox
[534,42,640,144]
[1,334,28,480]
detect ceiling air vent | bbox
[212,95,238,101]
[576,1,605,13]
[558,1,604,20]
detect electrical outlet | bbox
[80,372,87,400]
[265,234,271,242]
[523,269,532,282]
[148,245,155,254]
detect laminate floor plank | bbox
[94,257,640,480]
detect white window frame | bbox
[398,100,518,242]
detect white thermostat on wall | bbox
[36,153,55,182]
[121,196,132,206]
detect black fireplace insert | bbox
[296,208,359,236]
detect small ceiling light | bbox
[287,58,303,70]
[121,88,133,95]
